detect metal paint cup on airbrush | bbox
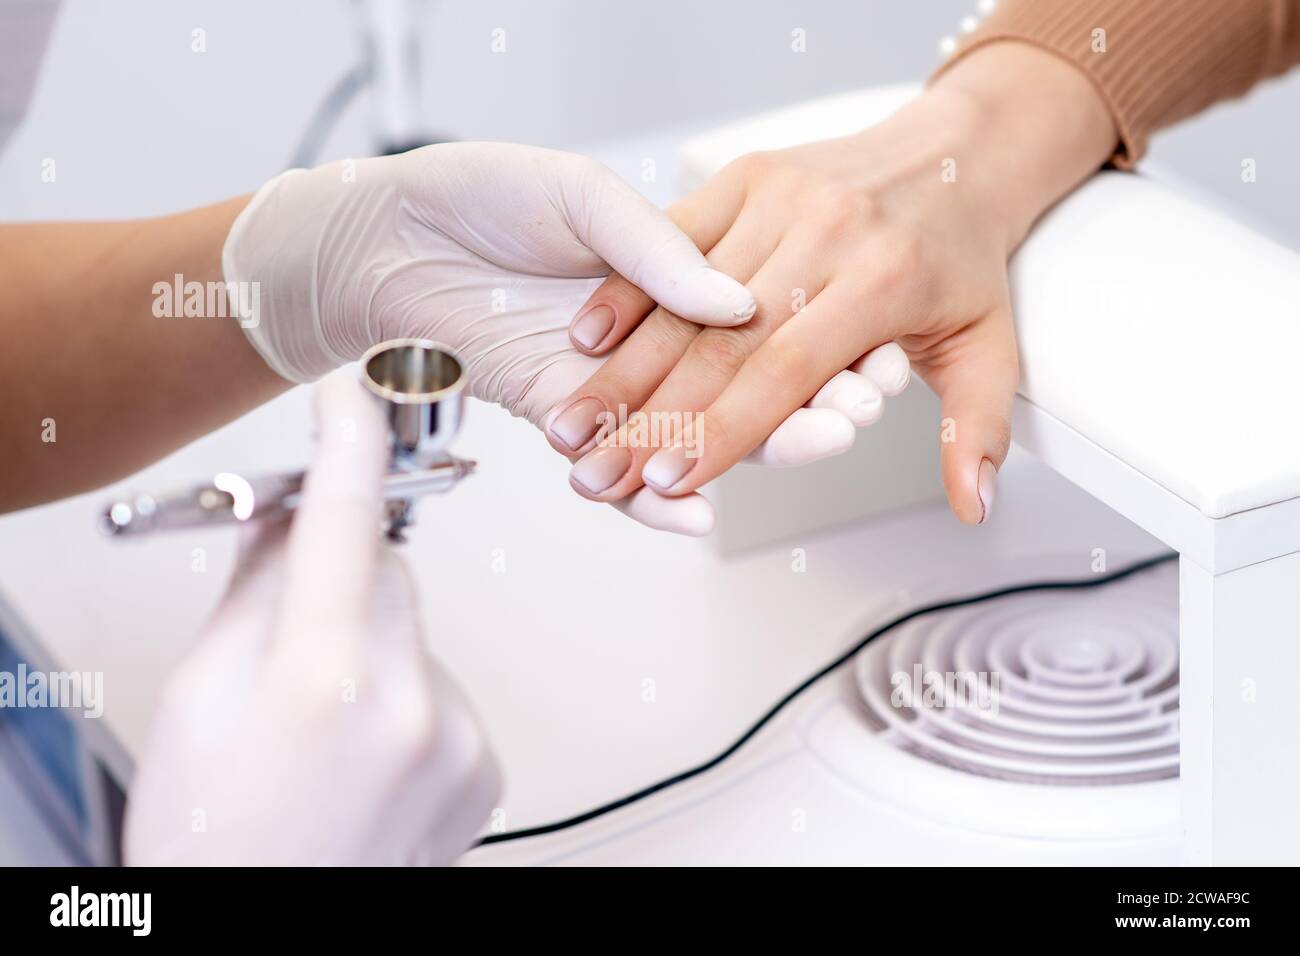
[361,338,465,469]
[359,338,467,539]
[100,340,473,540]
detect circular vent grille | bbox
[853,577,1179,786]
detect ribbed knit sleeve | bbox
[931,0,1300,169]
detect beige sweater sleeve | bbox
[932,0,1300,168]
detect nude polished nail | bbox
[571,305,615,350]
[643,446,698,491]
[570,446,631,495]
[548,397,607,452]
[977,457,997,523]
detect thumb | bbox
[275,369,391,656]
[562,158,755,327]
[926,311,1019,526]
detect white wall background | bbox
[2,0,1298,245]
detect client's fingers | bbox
[581,178,755,326]
[570,274,661,353]
[547,205,776,459]
[639,283,897,495]
[566,234,819,502]
[569,178,746,355]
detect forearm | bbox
[0,198,289,512]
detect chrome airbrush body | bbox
[101,340,471,542]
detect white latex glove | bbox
[124,373,499,866]
[223,142,909,535]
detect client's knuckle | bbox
[695,328,754,373]
[698,412,731,453]
[724,150,777,182]
[642,309,699,352]
[756,339,818,388]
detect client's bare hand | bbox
[545,45,1117,524]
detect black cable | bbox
[474,551,1178,848]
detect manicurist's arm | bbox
[0,198,288,512]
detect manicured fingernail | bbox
[571,305,615,350]
[570,446,631,495]
[977,458,997,524]
[548,397,606,451]
[643,446,698,491]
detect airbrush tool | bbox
[100,339,471,542]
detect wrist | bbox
[926,43,1118,250]
[222,167,352,384]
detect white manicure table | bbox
[680,84,1300,865]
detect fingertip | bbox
[811,370,883,426]
[318,372,388,471]
[670,268,756,327]
[944,472,983,525]
[613,488,716,536]
[856,342,911,397]
[942,452,995,526]
[851,397,884,427]
[950,495,982,526]
[749,408,855,467]
[810,411,857,461]
[977,457,998,524]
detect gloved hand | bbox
[223,143,909,536]
[123,373,499,866]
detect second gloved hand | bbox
[124,373,499,866]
